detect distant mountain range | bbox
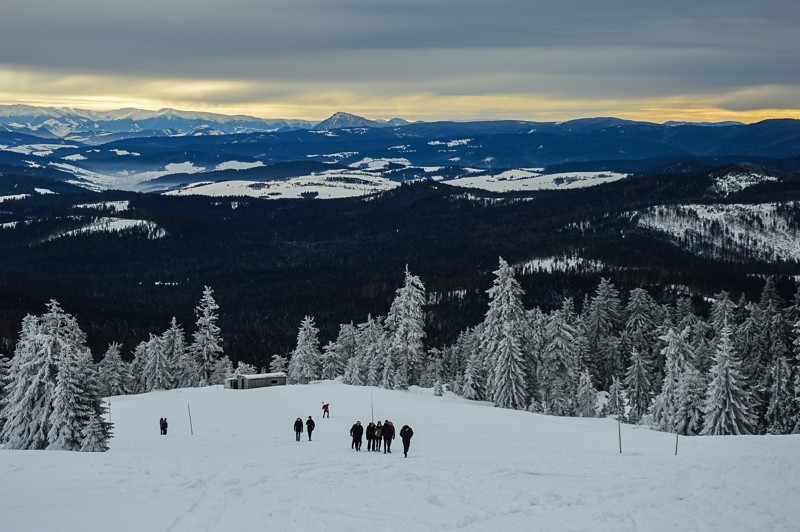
[0,105,798,198]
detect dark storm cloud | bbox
[1,0,799,112]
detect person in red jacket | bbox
[322,402,330,418]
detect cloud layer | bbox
[2,1,798,121]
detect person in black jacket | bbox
[381,420,395,453]
[294,417,303,442]
[365,421,375,451]
[306,416,315,441]
[400,425,413,457]
[350,421,364,451]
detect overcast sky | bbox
[1,0,798,122]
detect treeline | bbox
[279,261,800,436]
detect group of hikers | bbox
[158,417,168,435]
[291,402,415,458]
[349,420,414,457]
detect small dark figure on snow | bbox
[350,421,364,451]
[400,425,413,457]
[322,402,330,418]
[294,417,303,442]
[373,421,383,452]
[160,417,168,435]
[381,420,395,453]
[306,416,315,441]
[366,421,375,450]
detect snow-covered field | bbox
[447,170,627,192]
[1,381,798,531]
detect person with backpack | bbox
[400,425,414,458]
[306,416,315,441]
[294,417,303,442]
[322,402,330,418]
[381,419,394,453]
[350,421,364,451]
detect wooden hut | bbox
[225,372,287,390]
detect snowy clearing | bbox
[75,200,131,212]
[514,255,609,274]
[214,160,265,171]
[165,171,399,200]
[446,171,627,192]
[1,381,798,532]
[710,171,778,197]
[47,217,165,240]
[0,194,31,202]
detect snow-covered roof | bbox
[239,372,286,380]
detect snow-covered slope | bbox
[1,381,798,531]
[637,202,800,262]
[447,170,627,191]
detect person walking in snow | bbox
[381,419,395,453]
[322,402,330,418]
[161,418,168,435]
[400,425,414,458]
[366,421,375,451]
[350,421,364,451]
[373,421,383,452]
[306,416,315,441]
[159,418,165,435]
[294,417,303,442]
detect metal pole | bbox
[188,403,194,436]
[674,432,679,456]
[618,416,622,454]
[107,400,111,423]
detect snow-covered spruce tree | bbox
[765,355,794,435]
[623,288,662,376]
[234,361,257,376]
[287,316,321,384]
[357,315,387,387]
[701,325,756,436]
[142,333,172,391]
[2,302,111,451]
[333,323,358,376]
[539,308,579,416]
[583,278,623,389]
[190,286,224,386]
[0,353,11,432]
[0,310,58,449]
[674,366,706,436]
[623,349,652,423]
[575,370,598,418]
[128,340,148,394]
[48,346,95,451]
[97,342,129,397]
[607,376,625,419]
[212,356,234,384]
[650,327,692,432]
[162,317,195,389]
[320,342,341,381]
[480,258,529,410]
[269,354,288,374]
[384,266,426,388]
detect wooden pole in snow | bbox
[618,416,622,454]
[188,403,194,436]
[674,431,679,456]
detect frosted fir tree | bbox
[320,342,341,380]
[48,347,95,451]
[674,367,706,435]
[461,323,488,401]
[360,315,387,388]
[539,309,579,416]
[701,325,756,436]
[128,341,148,394]
[607,376,625,419]
[97,343,129,397]
[0,311,58,449]
[190,286,224,386]
[234,361,257,376]
[583,278,623,389]
[623,349,653,423]
[161,317,194,389]
[343,356,364,386]
[384,266,426,388]
[142,333,173,391]
[0,353,13,432]
[80,414,110,452]
[650,327,692,432]
[433,379,444,397]
[710,291,737,337]
[333,323,358,374]
[480,258,529,410]
[765,355,794,435]
[287,316,321,384]
[269,354,288,374]
[623,288,662,366]
[212,356,234,384]
[575,370,598,418]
